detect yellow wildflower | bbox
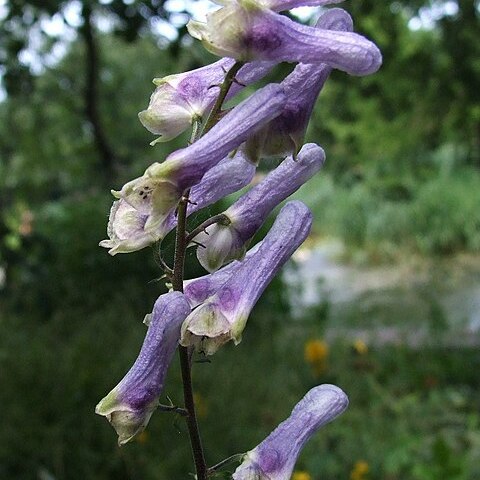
[353,339,368,355]
[292,471,312,480]
[304,339,329,376]
[304,339,329,364]
[350,460,369,480]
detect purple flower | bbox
[195,143,324,271]
[244,8,353,162]
[187,0,382,76]
[95,292,191,445]
[138,58,275,142]
[105,84,285,253]
[100,152,256,255]
[233,385,349,480]
[180,200,312,354]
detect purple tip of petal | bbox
[267,11,382,76]
[233,384,348,480]
[165,83,286,189]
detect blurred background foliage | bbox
[0,0,479,479]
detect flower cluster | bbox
[96,0,381,476]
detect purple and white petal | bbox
[95,292,191,445]
[233,385,349,479]
[139,58,275,142]
[99,199,158,255]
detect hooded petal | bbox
[95,292,191,445]
[181,201,312,354]
[233,385,349,480]
[187,1,381,75]
[139,58,275,142]
[195,144,324,271]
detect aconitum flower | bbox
[244,8,353,161]
[180,200,312,354]
[139,58,275,142]
[187,0,382,75]
[100,152,255,255]
[233,384,349,480]
[95,292,191,445]
[103,84,285,254]
[195,143,324,271]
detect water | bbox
[284,240,480,347]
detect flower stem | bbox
[171,62,244,480]
[173,125,208,479]
[202,61,245,134]
[185,213,231,245]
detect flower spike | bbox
[95,292,191,445]
[195,143,324,272]
[187,0,382,76]
[180,200,312,354]
[233,385,349,480]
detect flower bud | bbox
[95,292,191,445]
[233,385,349,480]
[188,0,382,75]
[195,143,324,271]
[139,58,275,142]
[180,201,312,354]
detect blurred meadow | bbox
[1,0,479,479]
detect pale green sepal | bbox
[180,304,232,355]
[95,391,159,446]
